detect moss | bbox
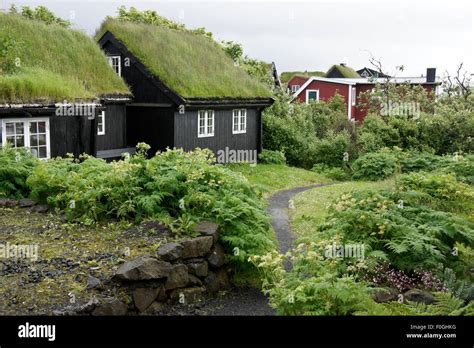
[280,71,325,84]
[326,64,361,78]
[0,13,130,103]
[96,19,272,99]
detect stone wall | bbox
[85,221,232,315]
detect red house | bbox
[291,69,440,122]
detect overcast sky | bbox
[1,0,472,77]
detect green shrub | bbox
[311,130,351,167]
[399,152,447,173]
[440,155,474,185]
[0,146,38,198]
[258,149,286,164]
[352,151,398,181]
[312,164,348,181]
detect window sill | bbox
[232,131,246,134]
[198,134,214,138]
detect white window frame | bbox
[108,55,121,76]
[197,110,215,138]
[1,118,51,159]
[291,85,301,93]
[97,111,105,136]
[232,109,247,134]
[351,86,356,106]
[306,89,320,104]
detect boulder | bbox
[169,287,205,304]
[165,264,189,290]
[204,269,231,294]
[157,242,183,261]
[19,199,37,208]
[403,289,435,305]
[181,236,213,259]
[114,255,172,281]
[156,285,168,302]
[186,260,208,277]
[76,297,99,314]
[207,244,228,268]
[194,221,220,243]
[133,287,160,312]
[92,298,128,316]
[372,288,398,303]
[31,204,49,213]
[188,274,203,286]
[87,275,101,290]
[142,301,166,315]
[0,199,18,208]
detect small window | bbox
[97,111,105,135]
[306,89,319,103]
[351,87,356,106]
[198,110,214,137]
[108,56,121,76]
[1,118,50,159]
[291,85,301,93]
[232,109,247,134]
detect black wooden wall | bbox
[174,108,260,154]
[96,104,128,151]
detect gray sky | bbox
[2,0,473,77]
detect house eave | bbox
[184,97,274,107]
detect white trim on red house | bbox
[347,85,352,120]
[305,89,319,104]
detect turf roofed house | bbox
[0,13,132,159]
[97,19,273,159]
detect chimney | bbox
[426,68,436,83]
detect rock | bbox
[76,297,99,314]
[92,298,128,316]
[165,264,189,290]
[87,275,101,290]
[114,255,172,281]
[188,274,203,286]
[207,244,228,268]
[142,301,166,315]
[194,221,220,243]
[181,236,213,259]
[372,288,398,303]
[403,289,435,305]
[186,259,208,277]
[0,199,18,208]
[31,204,49,213]
[19,199,36,208]
[133,287,160,312]
[169,287,204,304]
[204,269,231,294]
[156,285,167,302]
[157,242,183,261]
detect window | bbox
[306,89,319,104]
[97,111,105,135]
[351,87,356,106]
[291,85,301,93]
[108,56,121,76]
[198,110,214,137]
[232,109,247,134]
[1,118,50,159]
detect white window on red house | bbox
[351,87,356,106]
[232,109,247,134]
[1,118,50,159]
[198,110,214,137]
[306,90,319,103]
[291,85,301,93]
[108,56,121,76]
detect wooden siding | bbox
[96,104,128,151]
[174,108,260,154]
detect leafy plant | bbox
[258,149,286,165]
[352,151,398,181]
[0,145,38,198]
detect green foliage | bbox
[0,146,38,199]
[352,151,398,181]
[312,164,349,181]
[0,28,23,74]
[258,149,286,165]
[13,5,71,27]
[311,130,351,167]
[26,147,276,272]
[440,155,474,185]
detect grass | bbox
[228,163,331,197]
[96,19,272,99]
[289,179,395,239]
[280,71,325,84]
[327,64,361,78]
[0,207,181,314]
[0,13,130,103]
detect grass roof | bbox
[280,71,325,84]
[326,64,361,78]
[96,19,272,99]
[0,13,130,104]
